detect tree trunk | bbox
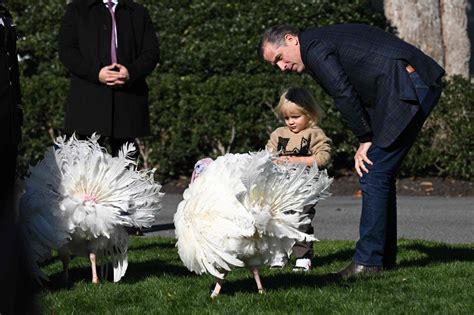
[384,0,445,68]
[384,0,471,78]
[441,0,470,78]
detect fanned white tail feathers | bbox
[239,151,332,241]
[20,134,163,282]
[174,150,332,279]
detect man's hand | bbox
[98,64,129,86]
[113,64,130,86]
[354,142,373,177]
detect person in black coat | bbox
[0,2,21,182]
[0,3,37,314]
[58,0,160,156]
[259,24,444,278]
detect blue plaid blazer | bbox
[299,24,444,148]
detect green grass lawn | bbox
[39,237,473,314]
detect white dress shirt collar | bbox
[103,0,118,10]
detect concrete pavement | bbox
[144,194,474,244]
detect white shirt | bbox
[103,0,118,12]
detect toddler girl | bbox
[267,87,332,271]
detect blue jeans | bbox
[354,72,442,267]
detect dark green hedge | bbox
[8,0,473,181]
[401,76,473,179]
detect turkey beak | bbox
[190,170,198,183]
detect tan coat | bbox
[267,126,332,168]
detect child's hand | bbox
[276,156,316,166]
[276,156,296,164]
[275,156,288,164]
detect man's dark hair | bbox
[258,24,300,60]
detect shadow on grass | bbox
[316,248,354,267]
[220,241,474,295]
[40,240,473,293]
[42,257,193,291]
[129,240,176,251]
[123,258,193,283]
[42,265,91,292]
[314,240,473,270]
[397,242,474,268]
[222,272,344,296]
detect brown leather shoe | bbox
[337,262,382,279]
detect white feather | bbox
[20,134,163,282]
[174,150,332,279]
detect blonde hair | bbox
[276,87,325,126]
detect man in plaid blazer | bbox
[259,24,444,278]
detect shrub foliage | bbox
[7,0,473,181]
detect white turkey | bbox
[174,150,332,297]
[19,134,163,284]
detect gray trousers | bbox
[292,204,316,259]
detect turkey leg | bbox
[210,275,225,298]
[89,252,99,284]
[60,253,70,283]
[251,267,265,294]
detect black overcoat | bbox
[59,0,159,138]
[0,5,22,147]
[299,24,445,148]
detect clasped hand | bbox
[98,64,129,86]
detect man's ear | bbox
[284,34,299,46]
